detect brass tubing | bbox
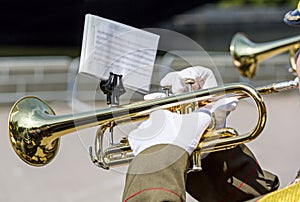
[9,82,267,167]
[230,33,300,78]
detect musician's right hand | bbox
[144,66,238,129]
[144,66,216,100]
[160,66,218,94]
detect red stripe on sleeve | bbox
[124,187,184,202]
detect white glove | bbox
[128,98,238,156]
[128,110,211,156]
[144,92,166,100]
[160,66,218,94]
[159,66,237,129]
[142,66,217,101]
[200,97,238,129]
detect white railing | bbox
[0,52,294,104]
[0,56,73,103]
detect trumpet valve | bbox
[185,78,195,92]
[120,136,129,145]
[162,85,171,96]
[188,150,202,172]
[184,78,196,113]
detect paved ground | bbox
[0,90,299,202]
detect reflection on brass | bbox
[9,97,59,166]
[230,32,300,78]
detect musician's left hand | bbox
[128,109,211,156]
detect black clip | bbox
[99,72,126,106]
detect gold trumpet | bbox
[8,78,298,170]
[230,32,300,78]
[9,33,300,170]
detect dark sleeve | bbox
[122,144,189,202]
[186,144,280,202]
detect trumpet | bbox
[230,32,300,78]
[9,33,300,171]
[8,78,298,170]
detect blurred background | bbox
[1,0,300,201]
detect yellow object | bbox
[258,182,300,202]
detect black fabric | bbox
[0,0,218,47]
[186,144,279,202]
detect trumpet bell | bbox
[9,96,60,166]
[230,33,257,78]
[230,32,300,78]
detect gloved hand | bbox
[160,66,218,94]
[199,97,238,129]
[159,66,237,129]
[144,92,166,100]
[128,96,238,156]
[143,66,217,100]
[128,110,211,156]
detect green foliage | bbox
[218,0,299,7]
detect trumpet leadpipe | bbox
[256,77,299,95]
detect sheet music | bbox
[79,14,160,93]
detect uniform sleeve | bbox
[186,144,280,202]
[122,144,190,202]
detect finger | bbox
[144,92,166,100]
[212,97,238,112]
